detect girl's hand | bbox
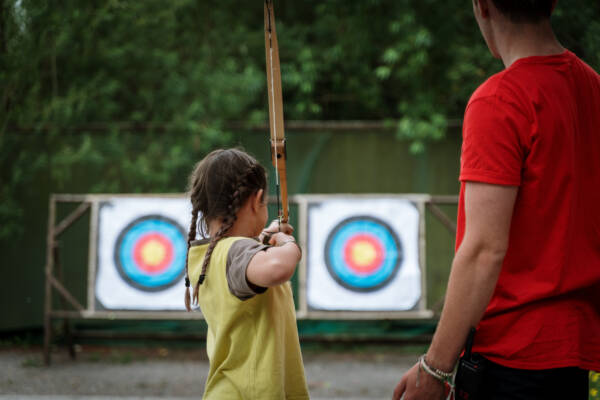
[268,231,297,247]
[264,219,294,235]
[259,219,294,244]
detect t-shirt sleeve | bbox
[460,96,530,186]
[226,238,269,300]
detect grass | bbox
[591,371,600,400]
[0,332,39,349]
[20,357,43,368]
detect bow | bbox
[264,0,289,225]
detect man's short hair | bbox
[491,0,554,23]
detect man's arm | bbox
[393,182,518,400]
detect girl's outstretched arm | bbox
[246,227,301,287]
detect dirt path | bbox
[1,345,420,399]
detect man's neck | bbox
[495,20,564,68]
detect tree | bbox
[1,0,599,240]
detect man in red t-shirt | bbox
[393,1,600,399]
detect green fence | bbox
[1,128,462,335]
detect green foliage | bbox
[591,371,600,400]
[1,0,599,240]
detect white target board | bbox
[96,197,192,310]
[307,198,421,311]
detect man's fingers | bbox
[392,376,407,400]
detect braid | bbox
[191,165,259,304]
[192,215,236,304]
[184,207,199,311]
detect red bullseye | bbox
[133,233,173,274]
[343,234,384,275]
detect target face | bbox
[96,197,191,310]
[114,215,187,292]
[306,198,422,311]
[325,216,403,292]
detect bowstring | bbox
[266,0,282,227]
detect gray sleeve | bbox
[226,238,269,300]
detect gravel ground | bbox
[0,345,420,399]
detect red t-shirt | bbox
[457,50,600,370]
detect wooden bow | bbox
[264,0,288,224]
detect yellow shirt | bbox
[188,236,309,400]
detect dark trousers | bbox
[479,357,589,400]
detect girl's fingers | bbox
[267,219,280,231]
[269,232,297,247]
[279,223,294,235]
[264,220,294,235]
[268,235,277,246]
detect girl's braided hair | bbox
[184,149,267,311]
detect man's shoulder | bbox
[467,70,510,107]
[468,51,599,107]
[467,61,547,110]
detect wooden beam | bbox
[426,203,457,234]
[297,310,434,320]
[429,195,459,204]
[49,275,84,312]
[50,310,205,320]
[54,202,90,237]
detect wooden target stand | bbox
[43,193,457,365]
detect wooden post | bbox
[296,196,309,318]
[87,201,99,312]
[426,202,457,234]
[43,195,56,365]
[54,244,76,359]
[417,199,428,313]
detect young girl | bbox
[184,148,309,399]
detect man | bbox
[393,1,600,399]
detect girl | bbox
[184,148,309,400]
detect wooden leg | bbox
[44,196,56,366]
[54,243,76,359]
[43,313,52,366]
[64,319,76,359]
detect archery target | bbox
[307,198,421,311]
[114,215,186,292]
[96,197,192,310]
[325,216,403,292]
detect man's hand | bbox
[392,363,446,400]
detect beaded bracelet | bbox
[415,355,456,400]
[416,355,454,386]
